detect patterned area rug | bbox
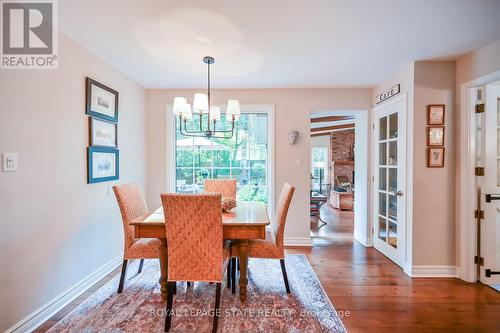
[48,254,346,332]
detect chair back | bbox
[161,193,223,282]
[204,179,237,199]
[113,184,148,250]
[274,183,295,249]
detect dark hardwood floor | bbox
[287,205,500,332]
[35,204,500,332]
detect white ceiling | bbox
[60,0,500,89]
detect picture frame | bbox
[85,77,119,122]
[87,146,119,183]
[89,117,117,148]
[427,104,445,125]
[427,126,445,146]
[427,147,445,168]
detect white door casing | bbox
[372,96,407,267]
[479,83,500,285]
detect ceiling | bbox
[60,0,500,89]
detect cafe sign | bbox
[376,84,400,104]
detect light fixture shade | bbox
[226,99,241,121]
[193,93,209,114]
[210,106,221,122]
[173,97,187,115]
[183,104,193,120]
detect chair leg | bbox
[226,259,231,288]
[212,283,222,333]
[173,282,177,295]
[117,259,128,293]
[165,281,175,332]
[231,257,237,294]
[280,259,291,293]
[187,281,191,287]
[137,259,144,274]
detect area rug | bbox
[48,254,346,332]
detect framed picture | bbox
[89,117,117,148]
[427,147,445,168]
[85,77,119,122]
[427,104,445,125]
[87,147,119,183]
[427,126,445,146]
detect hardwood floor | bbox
[35,204,500,332]
[287,204,500,332]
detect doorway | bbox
[309,110,370,246]
[372,95,407,268]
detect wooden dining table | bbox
[129,201,269,301]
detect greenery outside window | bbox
[175,112,268,202]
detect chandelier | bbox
[172,56,240,138]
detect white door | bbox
[480,83,500,286]
[373,97,406,267]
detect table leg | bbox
[317,202,327,226]
[158,239,168,300]
[238,239,249,301]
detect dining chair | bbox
[204,179,237,199]
[204,178,237,289]
[113,184,162,294]
[231,183,295,294]
[161,193,230,333]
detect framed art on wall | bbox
[427,126,445,146]
[89,117,117,148]
[427,104,445,125]
[87,146,119,183]
[85,77,119,122]
[427,147,445,168]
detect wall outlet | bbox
[2,153,18,172]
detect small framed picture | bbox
[87,147,119,183]
[89,117,117,148]
[86,77,119,122]
[427,126,445,146]
[427,147,445,168]
[427,104,445,125]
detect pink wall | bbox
[413,61,456,266]
[145,88,372,244]
[0,34,146,331]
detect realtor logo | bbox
[1,0,58,69]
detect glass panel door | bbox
[373,98,405,267]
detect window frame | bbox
[167,104,275,214]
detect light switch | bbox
[296,158,303,167]
[2,153,18,172]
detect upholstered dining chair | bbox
[161,193,230,333]
[113,184,162,294]
[231,183,295,294]
[204,179,237,199]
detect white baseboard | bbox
[410,265,459,278]
[285,237,313,247]
[7,255,122,333]
[354,232,373,247]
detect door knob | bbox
[485,194,500,203]
[393,190,403,196]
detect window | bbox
[174,112,269,202]
[311,146,328,191]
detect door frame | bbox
[309,109,371,247]
[459,69,500,282]
[371,93,411,271]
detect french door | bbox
[478,83,500,286]
[373,97,406,267]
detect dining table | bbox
[129,201,270,301]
